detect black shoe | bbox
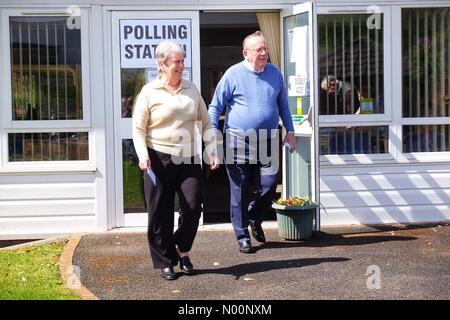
[179,256,194,274]
[239,240,256,253]
[250,223,266,243]
[160,266,177,280]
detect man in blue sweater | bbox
[208,31,296,253]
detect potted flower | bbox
[272,196,318,240]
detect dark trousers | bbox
[143,148,202,269]
[226,162,277,242]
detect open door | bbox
[282,2,320,231]
[111,11,200,227]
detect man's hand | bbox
[209,155,220,170]
[283,132,296,153]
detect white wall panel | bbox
[0,174,97,235]
[0,200,95,217]
[0,183,94,200]
[0,174,95,184]
[321,189,450,208]
[320,172,450,192]
[0,216,98,238]
[320,163,450,225]
[320,205,450,226]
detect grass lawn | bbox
[0,241,80,300]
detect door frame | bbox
[103,3,315,230]
[110,10,200,228]
[281,2,321,231]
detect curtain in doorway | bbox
[256,12,281,69]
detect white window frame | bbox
[317,5,394,164]
[0,8,94,171]
[392,3,450,163]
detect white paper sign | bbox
[120,19,192,68]
[292,26,309,77]
[288,75,307,96]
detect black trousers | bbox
[143,148,202,269]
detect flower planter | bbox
[272,203,318,240]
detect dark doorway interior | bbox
[200,12,279,223]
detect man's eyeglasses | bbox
[246,47,270,55]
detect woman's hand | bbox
[139,159,151,171]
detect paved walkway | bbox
[71,222,450,300]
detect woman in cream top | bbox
[132,40,219,280]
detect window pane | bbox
[8,132,88,161]
[318,14,384,115]
[319,126,388,155]
[402,8,450,118]
[121,69,146,118]
[403,125,450,152]
[10,17,82,120]
[122,139,180,213]
[122,139,146,213]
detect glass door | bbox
[111,11,200,227]
[282,2,320,230]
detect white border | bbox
[319,3,450,166]
[0,8,95,172]
[110,10,200,228]
[317,5,393,126]
[317,5,395,164]
[394,4,450,163]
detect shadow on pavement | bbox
[257,233,417,249]
[192,257,351,279]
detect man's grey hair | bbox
[243,30,265,49]
[321,75,337,90]
[155,40,185,73]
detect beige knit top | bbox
[132,77,214,163]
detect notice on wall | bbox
[120,19,191,68]
[288,75,307,96]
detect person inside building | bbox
[319,75,361,115]
[208,31,296,254]
[132,40,220,280]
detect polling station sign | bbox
[120,19,191,68]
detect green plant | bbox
[275,196,315,207]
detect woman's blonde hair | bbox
[155,40,185,74]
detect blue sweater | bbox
[208,62,294,135]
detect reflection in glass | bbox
[402,8,450,118]
[122,140,181,213]
[10,17,82,120]
[8,132,88,161]
[403,125,450,153]
[283,12,310,117]
[320,126,388,155]
[122,139,146,213]
[121,69,146,118]
[318,14,384,115]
